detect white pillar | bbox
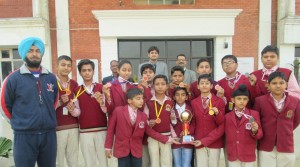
[100,37,118,78]
[214,37,232,81]
[55,0,71,58]
[278,44,295,69]
[288,0,295,16]
[258,0,272,69]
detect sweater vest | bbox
[147,99,174,133]
[56,79,79,130]
[75,83,108,132]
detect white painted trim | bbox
[92,9,242,78]
[93,9,242,19]
[258,0,272,69]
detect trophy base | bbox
[182,135,194,144]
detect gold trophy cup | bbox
[180,110,194,144]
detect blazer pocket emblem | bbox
[286,110,293,119]
[165,104,171,111]
[139,121,145,128]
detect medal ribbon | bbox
[83,83,94,96]
[57,81,70,92]
[154,101,164,119]
[74,86,86,99]
[236,111,252,119]
[209,99,212,109]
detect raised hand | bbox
[60,94,69,103]
[249,74,257,86]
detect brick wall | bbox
[48,0,262,80]
[296,0,300,15]
[0,0,32,18]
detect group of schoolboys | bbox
[55,45,300,167]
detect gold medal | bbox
[156,118,161,124]
[65,89,71,95]
[154,101,164,124]
[179,82,184,88]
[209,109,214,115]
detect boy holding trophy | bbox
[192,74,225,167]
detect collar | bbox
[56,75,70,83]
[118,76,129,83]
[201,93,212,100]
[234,107,246,118]
[225,71,241,80]
[20,64,49,74]
[128,105,138,113]
[175,103,186,111]
[150,94,169,105]
[234,107,245,113]
[263,65,278,73]
[148,61,157,65]
[270,92,286,103]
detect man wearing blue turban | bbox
[0,37,59,167]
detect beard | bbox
[25,57,41,68]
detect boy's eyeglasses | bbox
[222,60,235,66]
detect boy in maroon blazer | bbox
[225,84,263,167]
[254,72,300,167]
[249,45,300,99]
[189,58,222,100]
[218,55,257,113]
[192,74,225,167]
[168,66,186,98]
[104,88,179,167]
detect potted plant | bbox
[292,59,300,83]
[0,137,12,158]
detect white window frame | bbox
[0,48,23,84]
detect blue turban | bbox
[18,37,45,61]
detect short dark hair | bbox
[177,54,186,60]
[148,46,159,54]
[57,55,72,64]
[126,88,143,100]
[174,87,189,97]
[261,45,279,57]
[221,55,237,64]
[196,58,211,68]
[197,74,213,85]
[268,71,287,83]
[118,59,132,69]
[77,59,94,72]
[153,74,168,84]
[140,63,156,75]
[171,66,185,76]
[110,60,118,66]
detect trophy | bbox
[180,110,194,144]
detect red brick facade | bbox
[297,0,300,15]
[49,0,263,80]
[0,0,285,81]
[0,0,32,18]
